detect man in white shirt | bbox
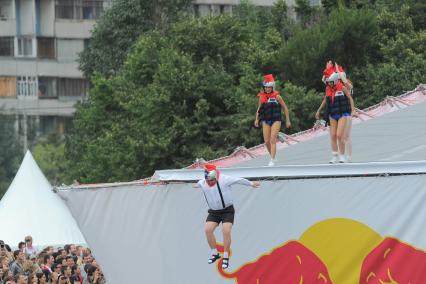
[195,164,259,269]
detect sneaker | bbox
[222,258,229,269]
[329,155,338,164]
[277,132,286,143]
[268,159,275,166]
[208,253,221,264]
[339,155,346,163]
[346,156,352,163]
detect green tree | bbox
[0,114,22,198]
[32,133,70,186]
[66,15,278,182]
[295,0,314,27]
[409,0,426,31]
[375,5,414,44]
[276,8,378,91]
[353,30,426,108]
[349,3,425,108]
[233,0,273,35]
[322,0,376,14]
[78,0,192,78]
[271,0,287,30]
[171,16,253,75]
[280,83,323,133]
[67,0,425,184]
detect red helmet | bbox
[204,164,218,181]
[262,74,275,88]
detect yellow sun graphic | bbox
[299,218,383,284]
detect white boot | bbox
[339,155,346,163]
[329,152,338,164]
[268,159,276,166]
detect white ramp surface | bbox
[239,100,426,167]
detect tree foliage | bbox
[0,115,22,198]
[271,0,291,38]
[32,133,70,186]
[276,8,378,90]
[354,30,426,108]
[68,15,271,182]
[68,0,425,183]
[78,0,192,78]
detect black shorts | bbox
[206,205,235,224]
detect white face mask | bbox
[204,170,217,181]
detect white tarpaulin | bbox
[0,151,86,247]
[59,172,426,284]
[151,160,426,182]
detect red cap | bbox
[263,74,275,83]
[262,74,276,88]
[323,66,335,78]
[204,164,217,172]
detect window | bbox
[0,7,7,20]
[193,4,211,17]
[55,0,104,20]
[0,77,16,97]
[0,37,14,56]
[58,78,88,97]
[221,5,233,15]
[17,76,38,97]
[37,38,56,59]
[17,37,35,57]
[57,39,84,61]
[0,0,14,19]
[55,0,81,19]
[211,5,222,16]
[82,0,103,19]
[192,4,233,16]
[38,77,58,98]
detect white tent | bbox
[0,151,86,247]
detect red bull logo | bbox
[216,241,332,283]
[360,237,426,283]
[216,218,426,283]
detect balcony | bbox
[0,97,78,116]
[0,75,87,116]
[54,20,95,39]
[0,19,16,36]
[0,58,82,78]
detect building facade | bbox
[0,0,316,117]
[0,0,323,118]
[0,0,112,116]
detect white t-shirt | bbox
[196,174,253,210]
[25,246,37,257]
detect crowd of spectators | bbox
[0,236,106,284]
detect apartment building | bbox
[0,0,112,117]
[0,0,319,116]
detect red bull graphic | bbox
[216,218,426,284]
[360,237,426,283]
[216,241,332,283]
